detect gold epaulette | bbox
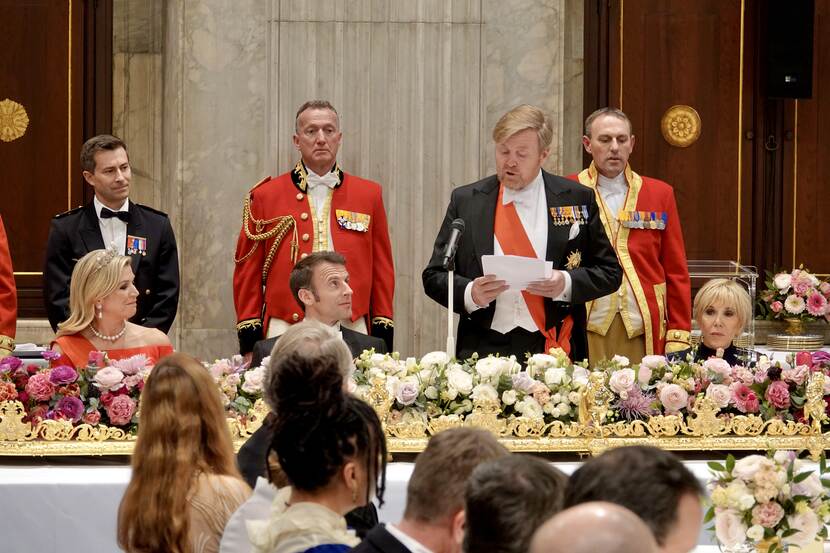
[371,316,394,329]
[249,175,271,193]
[665,329,691,350]
[234,185,299,283]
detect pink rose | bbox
[732,383,760,413]
[87,350,106,367]
[123,374,144,391]
[637,364,653,385]
[764,380,790,409]
[751,502,785,528]
[781,365,809,385]
[770,300,783,313]
[732,366,755,386]
[820,281,830,296]
[24,372,56,402]
[705,384,732,409]
[609,369,637,395]
[703,358,732,381]
[105,395,136,426]
[93,367,125,392]
[83,410,102,425]
[659,384,689,413]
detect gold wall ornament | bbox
[660,105,701,147]
[0,98,29,142]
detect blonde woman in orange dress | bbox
[51,248,173,367]
[118,352,251,553]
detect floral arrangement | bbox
[206,354,267,418]
[350,348,588,425]
[708,451,830,552]
[596,352,830,427]
[0,350,153,431]
[759,267,830,323]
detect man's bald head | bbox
[530,502,658,553]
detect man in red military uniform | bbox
[569,108,691,364]
[0,215,17,357]
[233,100,395,356]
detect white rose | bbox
[471,384,499,402]
[394,380,420,406]
[733,455,772,481]
[405,357,418,370]
[517,396,544,419]
[424,385,438,400]
[370,353,387,364]
[783,511,821,547]
[241,366,266,394]
[746,525,764,542]
[792,472,824,499]
[608,368,636,395]
[550,406,561,417]
[774,272,792,291]
[502,390,518,405]
[773,450,793,465]
[715,509,748,547]
[475,357,507,383]
[568,391,581,404]
[705,384,732,409]
[418,368,436,385]
[442,387,459,401]
[544,367,567,386]
[612,354,630,367]
[528,354,557,377]
[420,351,449,370]
[640,355,668,370]
[260,355,272,369]
[446,367,473,395]
[572,367,590,387]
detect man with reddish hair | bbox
[0,216,15,357]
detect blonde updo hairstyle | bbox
[492,104,554,152]
[693,278,753,337]
[56,249,132,337]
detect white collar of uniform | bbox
[386,523,436,553]
[502,169,544,205]
[306,167,339,189]
[597,170,627,193]
[93,196,130,218]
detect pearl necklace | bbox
[89,323,127,342]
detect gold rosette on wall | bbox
[661,105,701,148]
[0,98,29,142]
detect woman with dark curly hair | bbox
[246,346,387,553]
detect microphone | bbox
[442,218,466,270]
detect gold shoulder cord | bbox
[234,193,299,285]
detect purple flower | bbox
[616,387,656,421]
[511,372,537,393]
[41,350,61,361]
[812,351,830,367]
[0,356,23,373]
[49,365,78,385]
[55,396,84,423]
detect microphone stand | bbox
[446,257,455,359]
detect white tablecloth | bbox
[0,460,730,553]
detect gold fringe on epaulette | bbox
[234,194,299,284]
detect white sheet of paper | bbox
[481,255,552,289]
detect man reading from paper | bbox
[423,104,621,362]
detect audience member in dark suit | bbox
[352,428,508,553]
[463,455,567,553]
[43,135,179,333]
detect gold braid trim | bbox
[236,319,262,331]
[234,193,299,284]
[371,317,394,329]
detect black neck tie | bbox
[100,208,130,223]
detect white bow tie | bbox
[307,173,339,190]
[502,186,534,206]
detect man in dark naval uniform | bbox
[43,135,180,333]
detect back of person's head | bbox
[269,349,387,506]
[57,248,132,335]
[404,428,509,524]
[530,502,658,553]
[463,454,567,553]
[118,352,241,553]
[263,319,353,412]
[565,446,703,553]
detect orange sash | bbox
[494,185,573,356]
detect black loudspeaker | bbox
[765,0,815,99]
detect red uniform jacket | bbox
[0,216,16,354]
[569,164,691,355]
[233,162,394,354]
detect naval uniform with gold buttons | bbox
[43,201,180,333]
[232,161,395,355]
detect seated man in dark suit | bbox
[353,428,508,553]
[250,250,387,368]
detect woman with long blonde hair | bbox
[118,352,251,553]
[51,248,172,367]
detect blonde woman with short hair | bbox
[51,248,173,367]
